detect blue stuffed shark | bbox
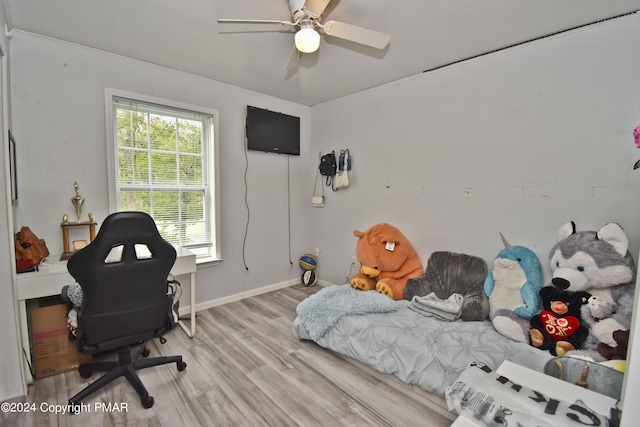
[484,233,543,342]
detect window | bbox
[105,89,220,261]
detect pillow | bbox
[404,251,489,321]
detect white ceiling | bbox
[3,0,640,106]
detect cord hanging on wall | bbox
[633,123,640,170]
[242,127,251,270]
[312,152,325,207]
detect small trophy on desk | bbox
[60,182,97,260]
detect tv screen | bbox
[246,106,300,155]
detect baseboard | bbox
[178,278,335,316]
[316,279,334,288]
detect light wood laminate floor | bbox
[1,284,457,426]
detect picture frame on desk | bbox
[73,240,88,251]
[8,130,17,205]
[60,221,97,261]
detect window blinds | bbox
[112,96,213,251]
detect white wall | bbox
[310,14,640,425]
[0,2,26,401]
[8,31,312,312]
[310,15,640,285]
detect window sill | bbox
[195,256,222,267]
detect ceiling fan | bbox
[218,0,391,72]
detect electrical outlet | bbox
[315,248,321,257]
[351,256,357,265]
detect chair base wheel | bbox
[79,367,92,378]
[141,395,154,409]
[141,348,151,357]
[177,361,187,371]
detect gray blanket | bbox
[293,298,552,397]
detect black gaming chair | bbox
[65,211,186,409]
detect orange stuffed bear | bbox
[350,223,423,300]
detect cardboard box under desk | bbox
[31,303,92,379]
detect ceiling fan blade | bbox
[322,20,390,49]
[217,18,295,26]
[285,45,300,76]
[303,0,331,18]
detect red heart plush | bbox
[540,310,580,341]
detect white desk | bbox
[16,246,197,383]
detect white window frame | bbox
[105,88,221,263]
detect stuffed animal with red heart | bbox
[529,286,590,356]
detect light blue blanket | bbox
[295,284,398,340]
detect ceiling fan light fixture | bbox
[295,18,320,53]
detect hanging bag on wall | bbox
[14,226,50,272]
[334,149,351,189]
[319,151,337,189]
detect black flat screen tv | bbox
[246,105,300,155]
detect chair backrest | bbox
[67,211,176,351]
